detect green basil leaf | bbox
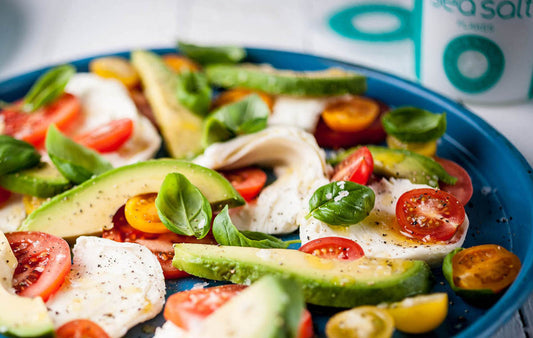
[307,181,375,226]
[202,94,269,146]
[23,65,75,112]
[45,125,113,184]
[176,70,212,116]
[382,107,447,143]
[213,206,298,248]
[155,173,212,239]
[178,41,246,65]
[0,135,41,176]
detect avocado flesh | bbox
[131,50,203,159]
[19,159,244,242]
[0,162,70,198]
[206,64,367,97]
[0,232,54,337]
[190,276,303,338]
[173,244,432,308]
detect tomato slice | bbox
[74,118,134,153]
[0,186,12,208]
[162,54,201,73]
[102,206,216,279]
[434,157,473,206]
[314,99,388,149]
[164,284,314,337]
[212,88,274,112]
[299,237,364,261]
[331,146,373,185]
[55,319,110,338]
[452,244,521,293]
[5,231,72,301]
[124,193,170,234]
[321,96,380,132]
[221,167,267,202]
[396,188,465,242]
[2,93,81,147]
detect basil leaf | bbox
[307,181,375,226]
[178,41,246,65]
[23,65,75,112]
[202,94,269,146]
[0,135,41,176]
[176,70,212,116]
[213,206,299,248]
[45,125,113,184]
[155,173,212,239]
[382,107,447,143]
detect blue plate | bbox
[1,48,532,338]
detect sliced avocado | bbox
[131,50,203,158]
[172,244,432,308]
[206,64,367,97]
[0,232,54,337]
[0,162,70,197]
[177,41,246,65]
[19,159,244,241]
[190,276,303,338]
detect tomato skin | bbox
[434,157,473,206]
[452,245,521,293]
[221,167,267,202]
[102,206,216,279]
[331,146,373,185]
[124,193,170,234]
[396,188,465,242]
[2,93,81,146]
[0,187,12,207]
[314,100,388,149]
[74,118,134,153]
[5,231,71,301]
[298,309,314,338]
[321,96,380,132]
[55,319,110,338]
[299,237,364,261]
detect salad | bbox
[0,43,523,338]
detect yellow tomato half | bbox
[386,135,437,157]
[124,193,170,234]
[211,88,274,112]
[89,56,140,89]
[321,96,380,133]
[326,306,394,338]
[162,54,200,73]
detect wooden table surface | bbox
[1,0,532,336]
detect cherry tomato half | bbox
[452,244,521,293]
[321,96,380,132]
[221,167,267,202]
[89,56,140,89]
[331,146,373,185]
[6,231,72,301]
[102,206,216,279]
[74,118,134,153]
[0,187,12,208]
[2,93,81,147]
[55,319,110,338]
[162,54,201,73]
[212,88,274,112]
[434,157,473,206]
[124,193,170,234]
[299,237,364,261]
[396,188,465,242]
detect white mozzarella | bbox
[154,321,187,338]
[269,96,329,132]
[194,126,330,234]
[46,237,166,338]
[66,73,161,167]
[0,193,26,233]
[299,178,469,266]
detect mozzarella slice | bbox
[269,96,329,132]
[0,194,26,233]
[194,126,330,234]
[154,321,187,338]
[299,178,469,266]
[46,237,165,338]
[66,73,161,167]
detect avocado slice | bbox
[0,162,71,198]
[206,64,367,97]
[19,159,244,241]
[0,232,54,337]
[172,244,432,308]
[190,276,303,338]
[131,50,203,159]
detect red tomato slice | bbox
[74,118,134,153]
[164,284,314,337]
[55,319,110,338]
[434,157,473,206]
[220,167,267,202]
[331,146,373,185]
[299,237,364,261]
[2,93,81,147]
[102,206,216,279]
[0,187,12,207]
[314,99,388,149]
[396,188,465,242]
[6,231,72,301]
